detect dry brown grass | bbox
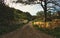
[33,19,60,29]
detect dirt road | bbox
[0,22,55,38]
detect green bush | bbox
[0,23,24,35]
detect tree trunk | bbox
[44,0,47,22]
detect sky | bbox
[4,0,60,15]
[4,0,43,15]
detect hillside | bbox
[0,3,32,35]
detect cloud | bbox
[4,0,43,15]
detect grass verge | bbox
[33,24,60,38]
[0,23,25,35]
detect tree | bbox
[36,11,52,21]
[36,11,51,18]
[36,11,44,17]
[13,0,60,22]
[25,12,32,21]
[57,11,60,16]
[56,11,60,19]
[0,0,4,3]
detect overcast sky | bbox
[4,0,43,15]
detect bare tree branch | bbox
[40,1,44,9]
[47,0,60,7]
